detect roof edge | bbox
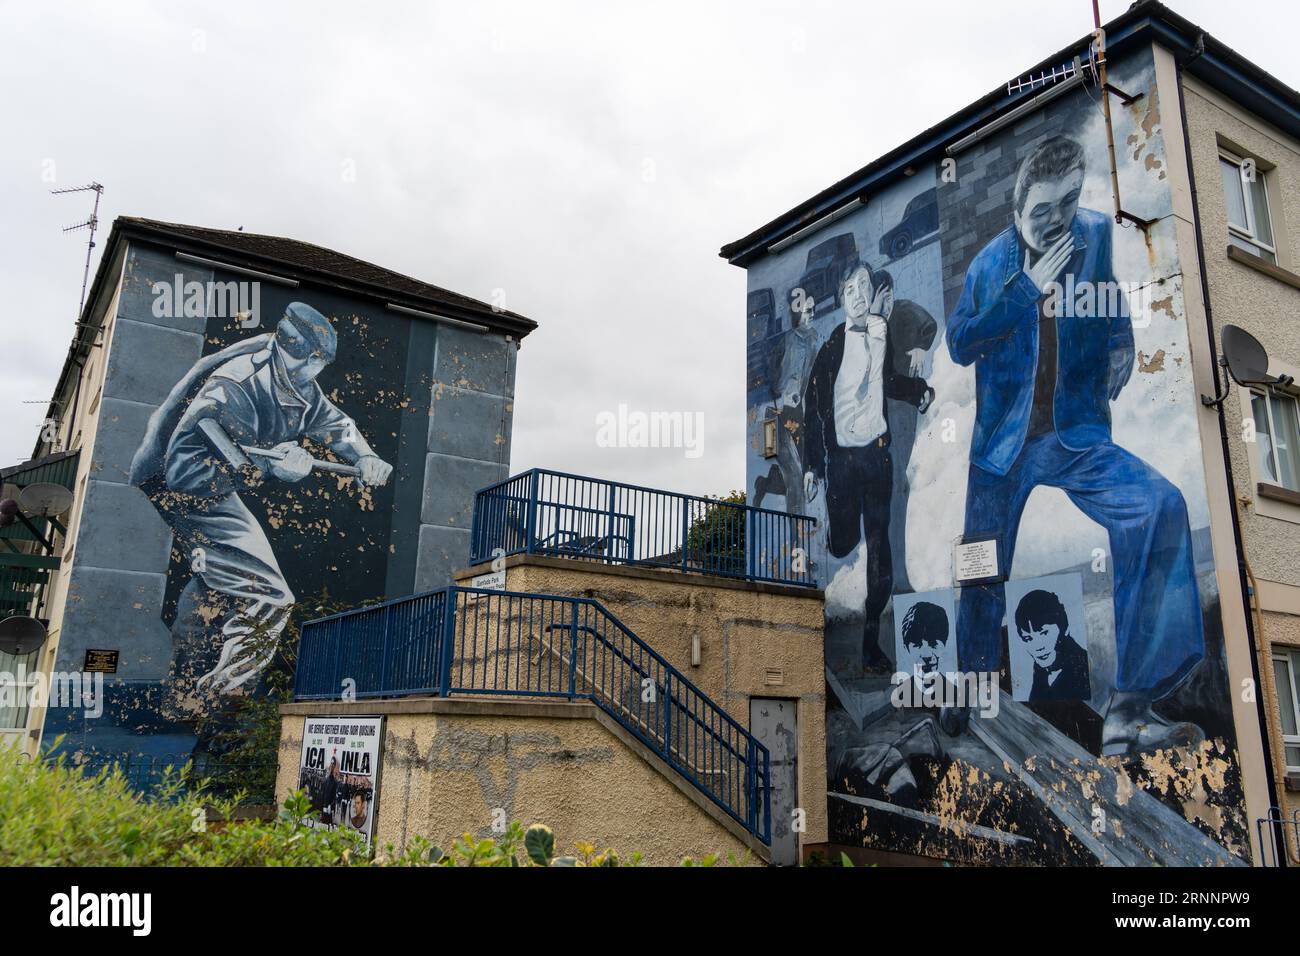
[32,216,540,459]
[115,218,539,338]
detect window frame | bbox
[1251,387,1300,493]
[1272,647,1300,773]
[1220,149,1277,263]
[0,654,38,732]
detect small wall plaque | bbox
[83,649,119,673]
[954,538,1001,586]
[471,569,506,591]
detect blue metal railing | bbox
[470,468,816,588]
[295,585,772,844]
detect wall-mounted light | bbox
[767,198,866,255]
[174,252,299,287]
[763,417,779,459]
[386,302,489,334]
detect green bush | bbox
[0,745,787,866]
[0,745,371,866]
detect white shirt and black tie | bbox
[832,318,888,447]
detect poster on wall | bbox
[744,48,1251,866]
[296,715,384,852]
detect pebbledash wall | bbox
[1181,65,1300,848]
[27,219,533,759]
[275,699,768,866]
[733,32,1275,866]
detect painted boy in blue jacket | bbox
[947,136,1203,756]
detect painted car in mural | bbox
[744,50,1251,865]
[130,302,393,701]
[879,187,939,262]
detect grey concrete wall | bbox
[58,244,213,683]
[414,325,516,591]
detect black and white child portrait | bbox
[892,588,958,683]
[1004,574,1092,702]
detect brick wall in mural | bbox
[47,244,516,758]
[744,49,1250,865]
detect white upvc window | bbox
[1272,647,1300,772]
[1220,151,1277,264]
[0,649,37,731]
[1251,389,1300,492]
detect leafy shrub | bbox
[2,745,812,866]
[0,745,369,866]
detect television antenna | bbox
[50,181,105,341]
[1001,5,1153,232]
[1006,57,1087,97]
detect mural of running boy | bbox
[803,261,934,671]
[130,302,393,696]
[947,135,1204,757]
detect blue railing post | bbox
[680,502,689,574]
[470,489,482,561]
[437,587,457,697]
[379,604,393,693]
[606,482,616,563]
[745,509,756,581]
[663,671,672,764]
[567,604,579,699]
[525,469,539,555]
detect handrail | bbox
[294,585,772,844]
[471,468,816,588]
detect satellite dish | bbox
[1221,326,1276,387]
[18,483,74,517]
[0,616,47,656]
[1203,325,1294,408]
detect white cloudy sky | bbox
[2,0,1296,496]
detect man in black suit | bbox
[803,261,934,670]
[1015,589,1091,701]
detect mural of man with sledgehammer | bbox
[131,302,392,696]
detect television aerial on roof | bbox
[997,2,1153,232]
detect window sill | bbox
[1227,244,1300,291]
[1258,483,1300,507]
